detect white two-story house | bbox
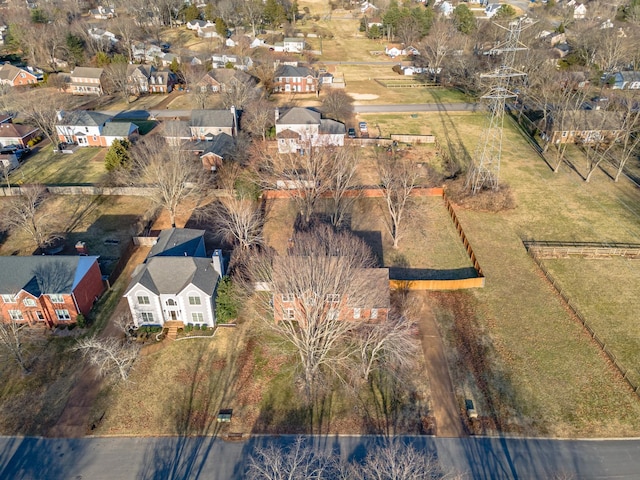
[275,107,346,153]
[124,228,225,328]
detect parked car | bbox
[359,122,368,132]
[348,128,356,138]
[0,146,30,160]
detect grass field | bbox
[420,109,640,436]
[0,195,153,258]
[542,258,640,390]
[263,196,475,280]
[9,145,107,185]
[95,319,430,436]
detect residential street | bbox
[1,435,639,479]
[97,103,481,120]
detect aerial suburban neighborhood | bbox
[0,0,640,477]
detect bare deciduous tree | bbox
[352,439,446,480]
[258,144,334,227]
[0,315,31,375]
[0,184,53,251]
[220,79,259,110]
[417,19,461,83]
[12,90,68,147]
[209,196,264,249]
[246,437,333,480]
[104,60,131,103]
[327,147,360,229]
[250,226,379,405]
[258,144,359,228]
[541,81,589,173]
[124,137,207,228]
[320,89,354,124]
[354,316,418,382]
[243,98,275,141]
[246,437,455,479]
[72,336,140,382]
[377,154,420,249]
[611,92,640,182]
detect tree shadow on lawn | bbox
[251,382,337,436]
[355,369,426,436]
[137,337,243,480]
[431,291,537,436]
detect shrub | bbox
[216,276,240,323]
[185,323,193,333]
[27,136,42,148]
[76,314,86,328]
[67,323,76,331]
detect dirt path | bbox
[48,246,151,438]
[416,293,466,437]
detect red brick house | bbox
[273,64,318,93]
[272,268,390,324]
[0,256,104,327]
[0,64,40,86]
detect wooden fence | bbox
[524,245,640,398]
[263,186,484,290]
[390,134,435,144]
[0,185,234,197]
[523,240,640,259]
[443,192,484,280]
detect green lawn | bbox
[9,144,107,185]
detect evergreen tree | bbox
[215,18,228,37]
[182,4,200,22]
[215,276,239,323]
[452,4,476,34]
[66,33,86,66]
[170,57,181,74]
[204,3,215,21]
[104,139,131,172]
[30,8,49,24]
[264,0,286,27]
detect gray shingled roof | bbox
[617,71,640,82]
[319,119,346,135]
[275,65,315,78]
[0,64,21,81]
[148,228,206,258]
[201,133,235,157]
[190,110,235,128]
[101,122,137,137]
[163,120,191,138]
[58,110,112,127]
[0,256,99,296]
[277,107,321,126]
[126,256,221,295]
[70,67,104,79]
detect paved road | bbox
[98,103,480,119]
[354,103,479,113]
[1,434,639,479]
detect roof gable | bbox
[277,107,321,126]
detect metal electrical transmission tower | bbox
[468,18,530,195]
